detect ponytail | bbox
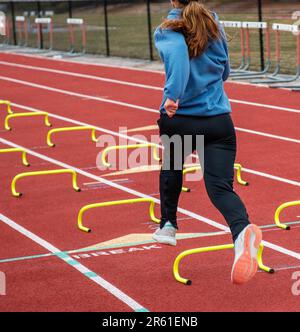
[161,0,220,58]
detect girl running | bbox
[152,0,262,285]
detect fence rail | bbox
[0,0,300,74]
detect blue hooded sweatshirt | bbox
[154,8,231,117]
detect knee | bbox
[204,176,234,202]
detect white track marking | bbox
[243,168,300,187]
[0,52,292,92]
[1,59,300,114]
[235,127,300,144]
[0,213,148,312]
[10,101,300,188]
[0,52,164,74]
[0,76,157,113]
[230,99,300,115]
[1,75,299,145]
[0,60,163,91]
[1,137,300,263]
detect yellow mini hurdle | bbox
[173,243,274,285]
[78,198,160,233]
[182,163,249,192]
[102,144,161,167]
[5,112,51,131]
[11,169,81,197]
[275,200,300,230]
[0,148,30,166]
[0,100,13,114]
[47,126,98,147]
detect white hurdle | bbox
[67,18,86,54]
[15,16,28,46]
[34,17,53,50]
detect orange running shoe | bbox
[231,224,262,285]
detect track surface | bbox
[0,52,299,312]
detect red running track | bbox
[0,52,299,312]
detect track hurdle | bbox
[35,17,53,50]
[11,169,81,197]
[0,100,13,114]
[231,22,271,79]
[252,24,300,85]
[67,18,86,54]
[173,243,274,285]
[5,112,51,131]
[102,144,161,167]
[274,200,300,230]
[0,148,30,167]
[182,163,249,193]
[0,15,11,46]
[78,198,160,233]
[47,126,97,147]
[15,16,28,46]
[220,21,245,72]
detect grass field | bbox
[1,1,299,74]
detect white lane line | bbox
[230,99,300,115]
[243,168,300,187]
[1,75,300,145]
[1,59,300,114]
[0,213,148,312]
[0,75,157,114]
[235,127,300,144]
[1,137,300,263]
[10,101,300,188]
[0,52,164,74]
[0,60,163,91]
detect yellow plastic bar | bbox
[0,100,13,114]
[274,200,300,230]
[102,144,160,167]
[0,148,30,166]
[234,163,249,186]
[173,243,274,285]
[182,166,201,192]
[47,126,97,147]
[182,163,249,192]
[78,198,160,233]
[257,244,274,274]
[11,169,80,197]
[5,112,52,131]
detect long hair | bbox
[161,0,220,58]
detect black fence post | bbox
[147,0,154,61]
[10,1,17,45]
[103,0,110,57]
[68,1,73,18]
[36,0,43,49]
[258,0,265,70]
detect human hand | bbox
[164,98,179,118]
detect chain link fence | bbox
[0,0,299,74]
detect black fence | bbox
[1,0,300,73]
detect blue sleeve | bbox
[155,28,190,102]
[220,25,231,81]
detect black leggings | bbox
[158,113,250,242]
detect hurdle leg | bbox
[257,244,275,274]
[234,164,249,186]
[21,151,30,167]
[0,100,13,114]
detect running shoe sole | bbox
[231,224,262,285]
